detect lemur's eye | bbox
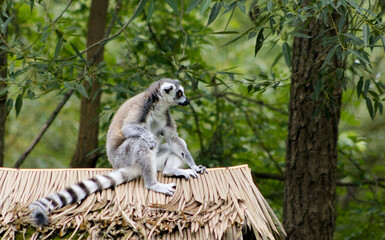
[177,90,183,97]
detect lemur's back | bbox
[106,92,146,153]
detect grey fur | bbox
[29,78,206,226]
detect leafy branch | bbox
[13,0,145,167]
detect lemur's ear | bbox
[161,83,174,94]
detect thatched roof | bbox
[0,164,285,239]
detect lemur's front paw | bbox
[147,183,176,196]
[141,134,157,150]
[191,165,207,174]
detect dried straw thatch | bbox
[0,164,285,240]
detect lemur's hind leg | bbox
[156,144,198,179]
[134,140,176,196]
[163,154,198,179]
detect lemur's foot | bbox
[191,165,207,174]
[147,182,176,196]
[181,169,198,179]
[163,168,198,179]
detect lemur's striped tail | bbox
[29,167,140,226]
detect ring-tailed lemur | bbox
[29,79,206,226]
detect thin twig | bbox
[226,92,288,115]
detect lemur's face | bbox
[160,81,190,106]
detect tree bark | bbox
[283,8,343,240]
[0,2,8,167]
[71,0,109,168]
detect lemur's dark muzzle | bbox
[179,99,190,106]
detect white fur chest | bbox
[146,108,168,135]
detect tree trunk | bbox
[71,0,109,168]
[283,9,343,240]
[0,3,8,167]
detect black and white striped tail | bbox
[29,168,139,226]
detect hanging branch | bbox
[226,92,288,115]
[13,89,75,168]
[14,0,142,168]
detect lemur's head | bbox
[159,78,190,106]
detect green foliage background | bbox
[1,0,384,239]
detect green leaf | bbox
[381,36,385,51]
[55,29,63,38]
[347,0,362,14]
[6,98,13,115]
[15,94,22,117]
[1,15,13,35]
[221,27,255,47]
[363,24,369,47]
[76,84,89,99]
[366,97,374,119]
[237,2,246,13]
[54,37,64,59]
[254,28,264,57]
[224,3,236,30]
[314,79,323,100]
[206,2,222,27]
[40,27,52,42]
[1,1,8,18]
[222,1,236,14]
[146,0,156,24]
[70,43,86,62]
[348,49,370,65]
[187,0,201,13]
[63,82,74,90]
[165,0,178,13]
[132,0,149,20]
[248,31,257,39]
[321,45,338,70]
[200,0,212,14]
[342,33,364,46]
[338,12,345,34]
[27,90,35,99]
[0,86,7,97]
[378,102,383,115]
[29,0,34,12]
[247,85,253,93]
[357,77,363,98]
[111,10,124,27]
[363,79,370,97]
[211,31,239,35]
[282,42,291,68]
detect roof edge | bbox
[0,164,250,172]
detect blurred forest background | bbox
[0,0,384,239]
